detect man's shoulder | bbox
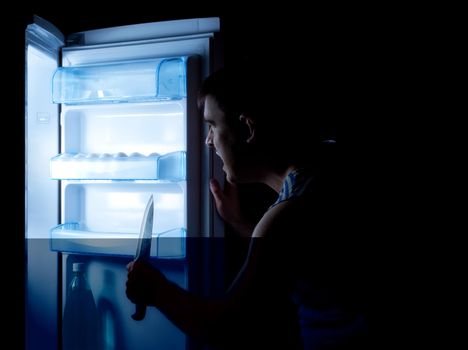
[252,200,307,238]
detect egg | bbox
[113,152,127,158]
[129,152,143,158]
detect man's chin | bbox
[224,171,234,183]
[225,172,240,184]
[223,166,239,183]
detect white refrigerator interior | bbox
[26,16,222,350]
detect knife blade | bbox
[131,194,154,321]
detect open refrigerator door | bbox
[26,16,223,350]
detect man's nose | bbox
[205,134,214,148]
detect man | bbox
[126,63,370,349]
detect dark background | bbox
[3,4,404,347]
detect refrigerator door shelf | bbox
[53,56,187,104]
[50,150,186,181]
[51,223,186,258]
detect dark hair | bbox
[197,63,261,124]
[198,62,337,167]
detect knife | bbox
[131,194,154,321]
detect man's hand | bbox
[126,260,166,307]
[210,178,255,237]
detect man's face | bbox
[203,95,240,182]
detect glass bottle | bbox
[62,262,101,350]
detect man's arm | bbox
[126,200,295,343]
[127,260,231,341]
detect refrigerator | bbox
[25,15,224,350]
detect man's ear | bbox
[239,114,256,143]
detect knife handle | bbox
[132,304,146,321]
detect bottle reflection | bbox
[97,269,124,350]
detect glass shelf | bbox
[50,151,185,180]
[51,223,186,259]
[52,57,187,104]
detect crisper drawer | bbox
[51,182,186,258]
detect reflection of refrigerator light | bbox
[98,112,182,118]
[163,129,177,141]
[156,194,182,210]
[107,193,142,209]
[104,308,116,350]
